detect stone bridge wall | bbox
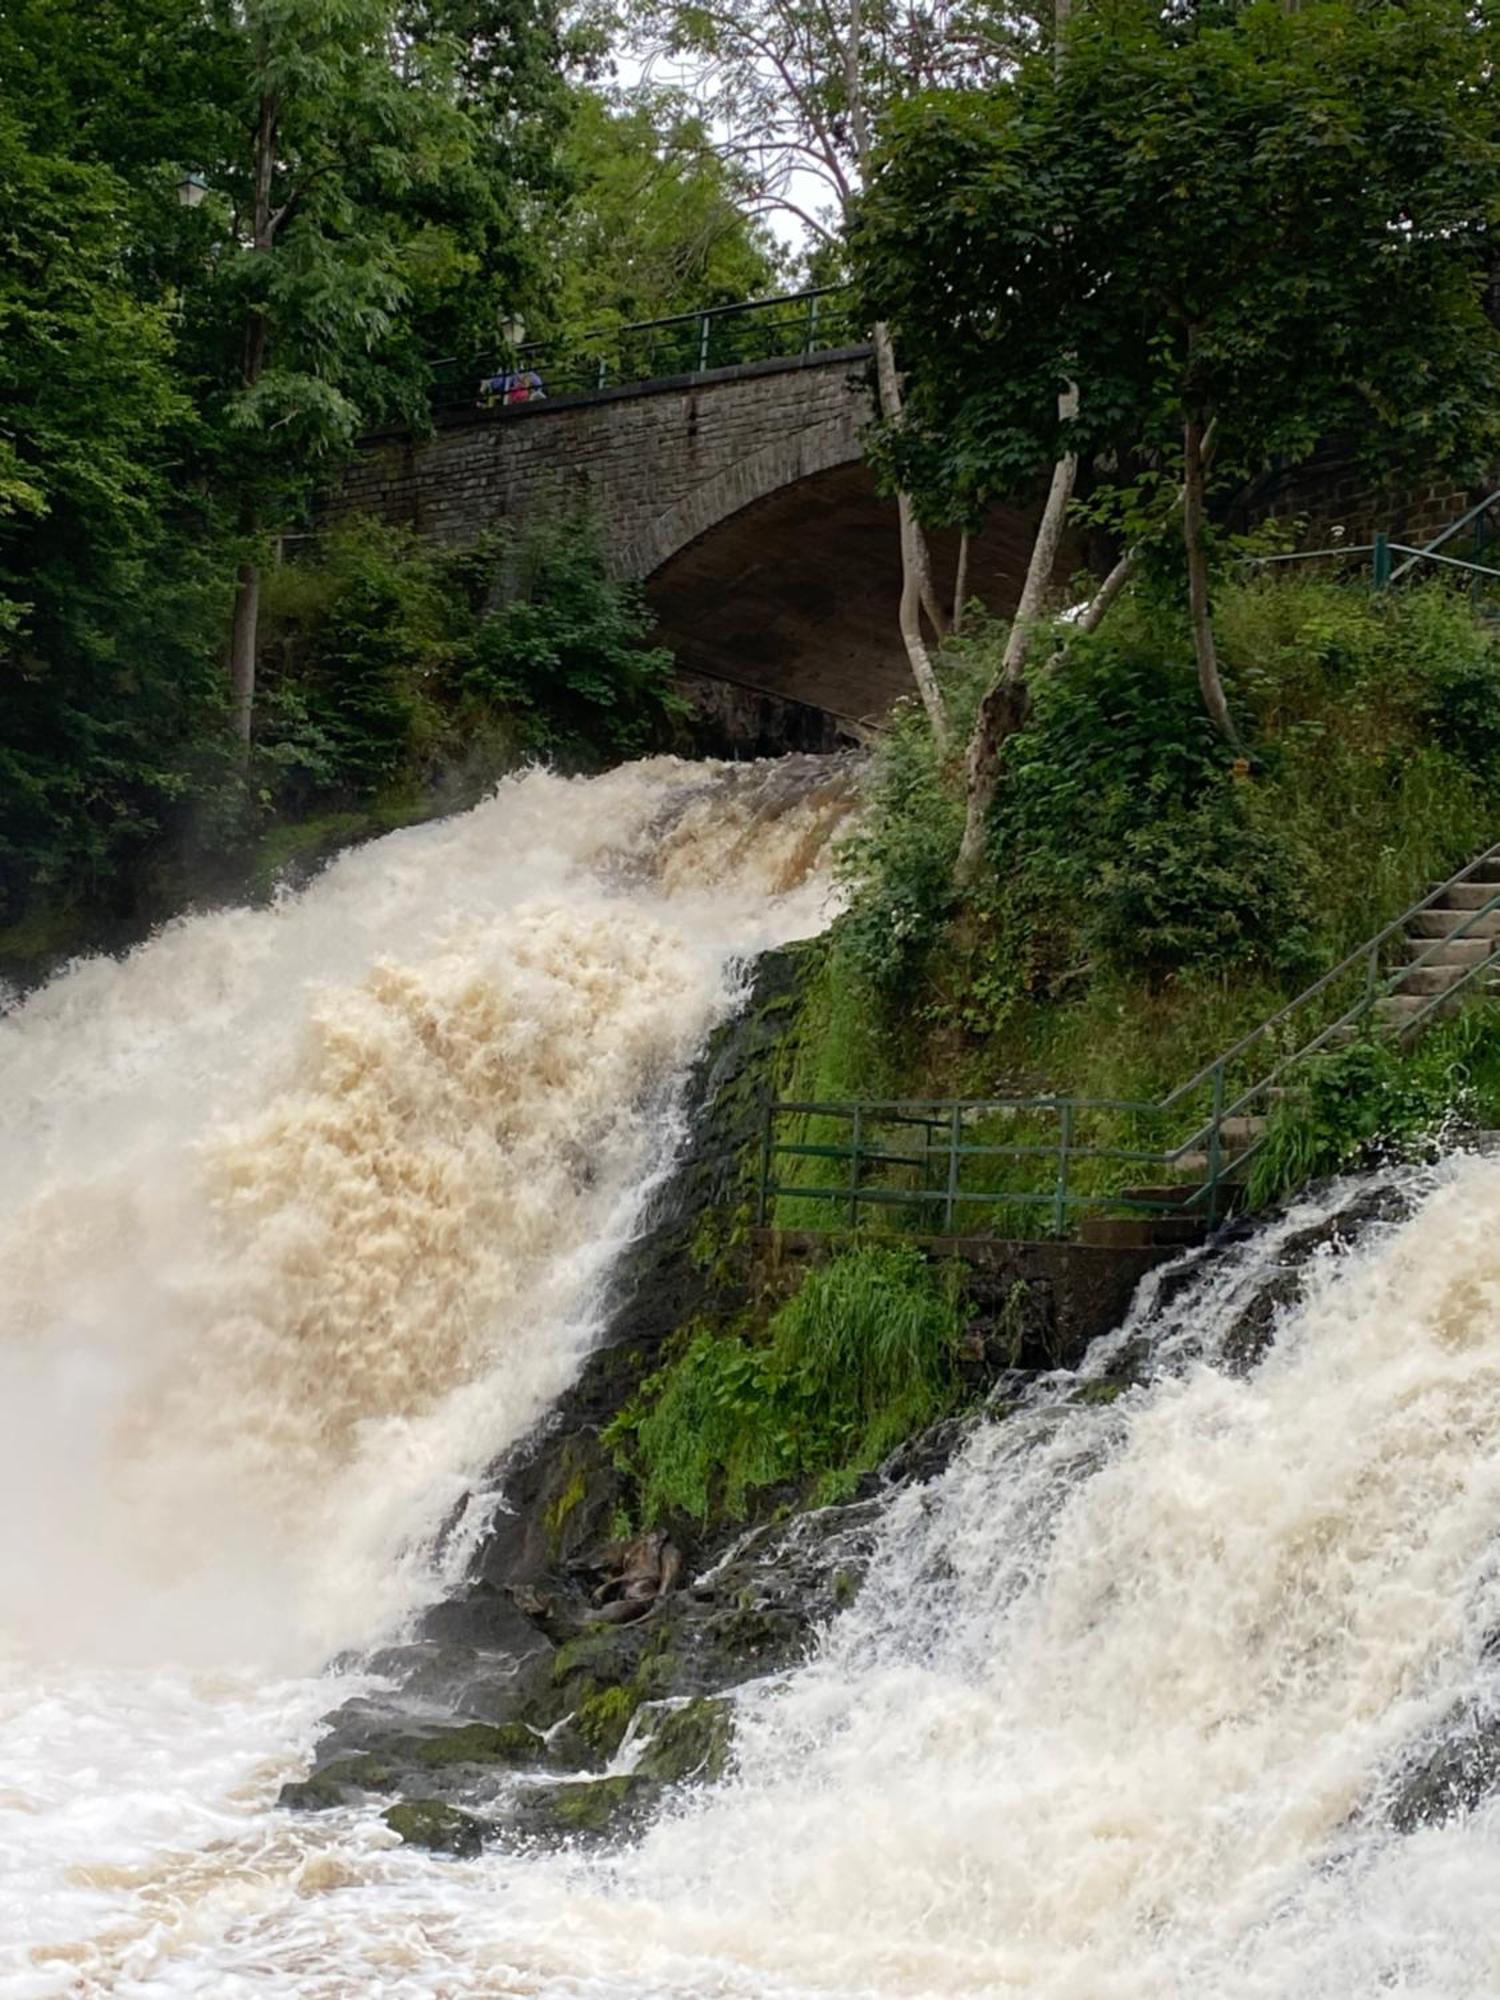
[329,349,874,581]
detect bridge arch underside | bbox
[645,463,1038,736]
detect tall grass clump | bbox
[606,1245,965,1524]
[1247,1002,1500,1207]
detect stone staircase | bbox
[1373,852,1500,1031]
[1081,846,1500,1248]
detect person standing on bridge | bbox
[478,366,545,407]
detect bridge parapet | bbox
[332,346,875,581]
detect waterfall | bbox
[7,757,1500,1998]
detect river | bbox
[5,755,1500,1996]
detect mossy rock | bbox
[278,1753,397,1811]
[634,1698,734,1785]
[575,1683,644,1759]
[383,1798,485,1857]
[399,1720,550,1770]
[520,1774,659,1842]
[1069,1379,1127,1406]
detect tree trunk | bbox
[1182,408,1240,748]
[229,558,260,748]
[955,675,1031,882]
[954,387,1078,883]
[873,319,951,740]
[951,527,971,635]
[227,84,278,753]
[898,497,949,747]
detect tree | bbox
[623,0,1035,735]
[551,89,784,330]
[856,0,1500,877]
[0,112,224,920]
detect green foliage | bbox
[833,696,964,995]
[0,0,579,936]
[783,575,1500,1235]
[1000,611,1317,977]
[257,515,680,813]
[858,0,1500,537]
[551,90,783,331]
[0,110,228,923]
[1248,1007,1500,1207]
[606,1246,965,1525]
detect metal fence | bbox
[428,287,863,414]
[760,846,1500,1237]
[1249,489,1500,606]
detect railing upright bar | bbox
[1207,1064,1224,1224]
[1053,1103,1074,1236]
[757,1102,773,1227]
[945,1104,962,1233]
[848,1105,863,1230]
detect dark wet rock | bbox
[1388,1708,1500,1832]
[382,1798,486,1857]
[280,1753,399,1810]
[1217,1177,1419,1375]
[288,1489,884,1830]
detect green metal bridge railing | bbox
[759,843,1500,1239]
[1249,487,1500,603]
[428,287,863,414]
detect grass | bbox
[769,574,1500,1238]
[605,1245,966,1526]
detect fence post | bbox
[696,312,711,373]
[757,1102,773,1228]
[804,292,821,355]
[1053,1102,1074,1236]
[596,354,608,391]
[945,1104,962,1234]
[1372,531,1392,588]
[1207,1063,1225,1223]
[1364,939,1379,1019]
[847,1104,863,1230]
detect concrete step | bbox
[1174,1149,1258,1175]
[1374,993,1428,1026]
[1463,857,1500,882]
[1080,1215,1207,1249]
[1435,883,1500,910]
[1410,908,1500,939]
[1218,1115,1267,1144]
[1115,1185,1194,1209]
[1394,962,1472,996]
[1402,936,1496,967]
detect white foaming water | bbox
[8,762,1500,1996]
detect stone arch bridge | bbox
[330,331,1034,738]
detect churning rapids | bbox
[6,756,1500,1998]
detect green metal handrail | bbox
[759,846,1500,1238]
[1248,489,1500,597]
[428,287,863,413]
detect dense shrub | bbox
[1001,616,1317,977]
[257,515,679,812]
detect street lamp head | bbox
[176,172,208,208]
[498,315,526,349]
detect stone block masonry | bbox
[328,350,876,583]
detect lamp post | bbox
[176,172,208,208]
